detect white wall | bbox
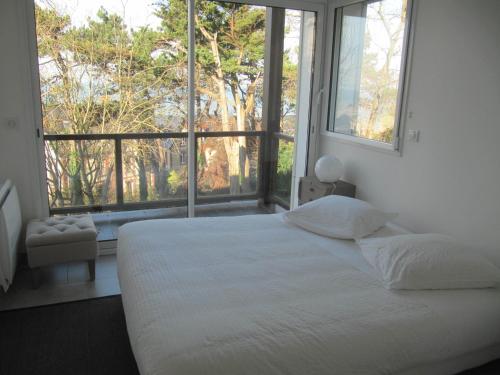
[319,0,500,252]
[0,0,47,226]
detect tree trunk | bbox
[151,144,168,199]
[100,165,114,203]
[209,46,240,194]
[68,142,85,206]
[76,142,95,205]
[46,144,65,207]
[232,84,251,192]
[70,171,84,206]
[137,156,148,201]
[197,18,241,195]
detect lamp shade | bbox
[314,155,344,183]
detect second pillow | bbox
[284,195,396,240]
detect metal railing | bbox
[44,131,267,214]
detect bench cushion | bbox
[26,214,97,247]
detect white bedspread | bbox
[117,214,500,375]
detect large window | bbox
[33,0,319,214]
[327,0,412,147]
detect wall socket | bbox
[407,129,420,142]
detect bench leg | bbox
[31,268,41,289]
[88,260,96,281]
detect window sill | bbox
[320,130,402,156]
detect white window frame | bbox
[319,0,416,154]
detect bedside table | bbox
[298,176,356,205]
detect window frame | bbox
[322,0,416,153]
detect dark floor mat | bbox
[0,296,139,375]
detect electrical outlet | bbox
[407,129,420,142]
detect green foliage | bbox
[274,140,294,205]
[167,170,183,193]
[374,127,394,143]
[277,141,294,175]
[35,5,71,56]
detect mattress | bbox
[117,213,500,375]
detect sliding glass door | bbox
[33,0,320,215]
[192,1,317,212]
[193,1,266,207]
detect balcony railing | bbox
[43,131,288,214]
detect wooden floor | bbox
[0,255,120,311]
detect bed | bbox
[117,213,500,375]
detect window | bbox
[33,0,321,215]
[327,0,412,147]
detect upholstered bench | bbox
[26,214,98,288]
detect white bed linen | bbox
[117,214,500,375]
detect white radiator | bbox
[0,180,21,292]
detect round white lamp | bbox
[314,155,344,183]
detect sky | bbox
[36,0,304,116]
[37,0,163,30]
[37,0,301,57]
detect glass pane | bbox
[45,140,116,208]
[194,2,265,133]
[273,10,315,207]
[35,0,189,213]
[122,138,188,203]
[273,138,294,206]
[35,0,186,136]
[193,1,265,202]
[330,0,408,143]
[197,136,261,197]
[280,10,301,137]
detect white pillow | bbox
[358,234,500,290]
[284,195,396,239]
